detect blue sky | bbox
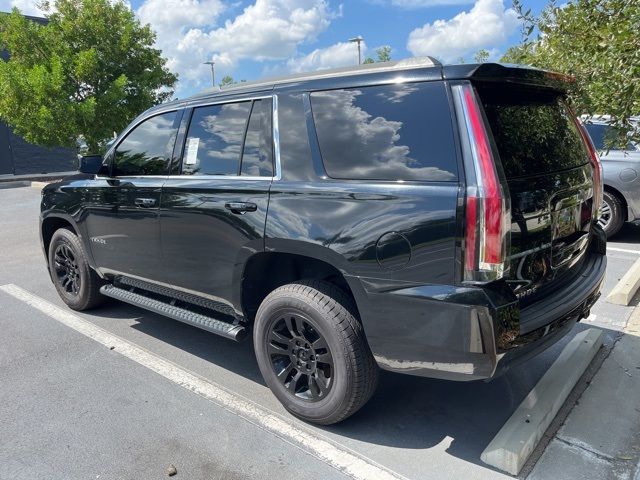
[1,0,549,98]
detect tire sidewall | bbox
[254,293,353,423]
[602,191,624,237]
[48,229,93,310]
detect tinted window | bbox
[310,82,458,181]
[113,111,177,176]
[183,102,251,175]
[584,123,636,151]
[278,93,314,181]
[478,85,589,178]
[241,99,273,176]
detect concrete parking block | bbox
[481,328,604,475]
[608,258,640,306]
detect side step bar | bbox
[100,284,247,342]
[116,276,241,321]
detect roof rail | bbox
[192,56,442,99]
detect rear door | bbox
[84,110,179,280]
[475,83,594,303]
[159,96,273,313]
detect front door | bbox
[83,110,180,280]
[159,97,274,315]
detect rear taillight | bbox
[453,83,511,282]
[575,118,603,220]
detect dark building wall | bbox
[0,120,76,175]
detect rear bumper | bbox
[349,238,606,381]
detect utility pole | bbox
[203,61,215,87]
[348,36,364,65]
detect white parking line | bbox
[0,284,406,480]
[607,247,640,255]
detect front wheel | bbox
[48,228,104,311]
[253,280,378,425]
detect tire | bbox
[48,228,104,311]
[598,190,625,238]
[253,280,378,425]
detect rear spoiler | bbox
[443,63,575,92]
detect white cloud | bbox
[406,0,519,62]
[0,0,45,16]
[136,0,226,88]
[136,0,335,92]
[209,0,334,61]
[389,0,472,6]
[286,41,366,73]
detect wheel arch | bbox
[238,248,361,324]
[41,215,79,259]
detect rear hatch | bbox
[475,82,595,305]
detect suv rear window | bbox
[310,82,458,182]
[477,84,589,179]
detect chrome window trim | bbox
[186,94,272,109]
[272,94,282,180]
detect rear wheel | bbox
[598,190,625,238]
[48,228,104,311]
[253,280,378,425]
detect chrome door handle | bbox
[134,197,157,208]
[225,202,257,214]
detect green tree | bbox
[376,46,391,62]
[0,0,177,152]
[363,57,375,64]
[219,75,235,87]
[474,49,490,63]
[501,0,640,145]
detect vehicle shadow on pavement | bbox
[611,221,640,243]
[93,300,618,472]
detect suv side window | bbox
[113,111,178,176]
[310,82,458,182]
[182,99,273,177]
[183,101,251,176]
[241,99,273,176]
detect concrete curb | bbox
[0,180,31,189]
[0,171,74,183]
[480,328,604,475]
[607,257,640,306]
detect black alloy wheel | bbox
[266,312,333,401]
[48,228,104,311]
[254,280,379,425]
[54,243,81,295]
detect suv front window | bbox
[113,111,178,176]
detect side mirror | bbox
[78,154,105,175]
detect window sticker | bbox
[185,137,199,165]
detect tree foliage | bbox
[501,0,640,145]
[363,45,392,64]
[0,0,177,152]
[376,46,392,62]
[220,75,235,87]
[474,49,490,63]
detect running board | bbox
[100,284,247,342]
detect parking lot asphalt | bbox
[1,186,638,480]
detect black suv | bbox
[41,59,606,425]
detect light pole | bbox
[203,61,215,87]
[348,36,364,65]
